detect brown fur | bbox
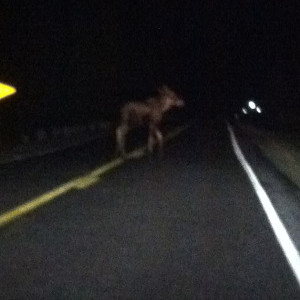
[116,86,184,157]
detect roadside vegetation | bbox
[259,131,300,188]
[238,122,300,189]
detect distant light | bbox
[242,108,248,114]
[256,106,262,113]
[248,100,256,110]
[0,82,17,101]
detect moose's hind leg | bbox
[116,125,128,158]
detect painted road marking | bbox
[227,124,300,286]
[0,124,190,228]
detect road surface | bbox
[0,120,299,299]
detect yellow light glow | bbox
[0,82,16,101]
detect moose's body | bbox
[116,86,184,157]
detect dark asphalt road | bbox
[0,121,299,299]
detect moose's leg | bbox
[116,125,128,157]
[147,132,155,154]
[154,128,163,157]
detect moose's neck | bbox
[160,97,172,113]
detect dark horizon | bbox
[0,1,299,129]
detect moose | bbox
[115,85,184,158]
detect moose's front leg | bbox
[154,128,164,158]
[147,132,155,154]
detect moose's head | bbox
[158,85,185,111]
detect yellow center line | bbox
[88,157,124,178]
[0,182,74,227]
[0,124,190,228]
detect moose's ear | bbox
[158,85,170,94]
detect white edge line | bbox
[227,123,300,286]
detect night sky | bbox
[1,0,299,129]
